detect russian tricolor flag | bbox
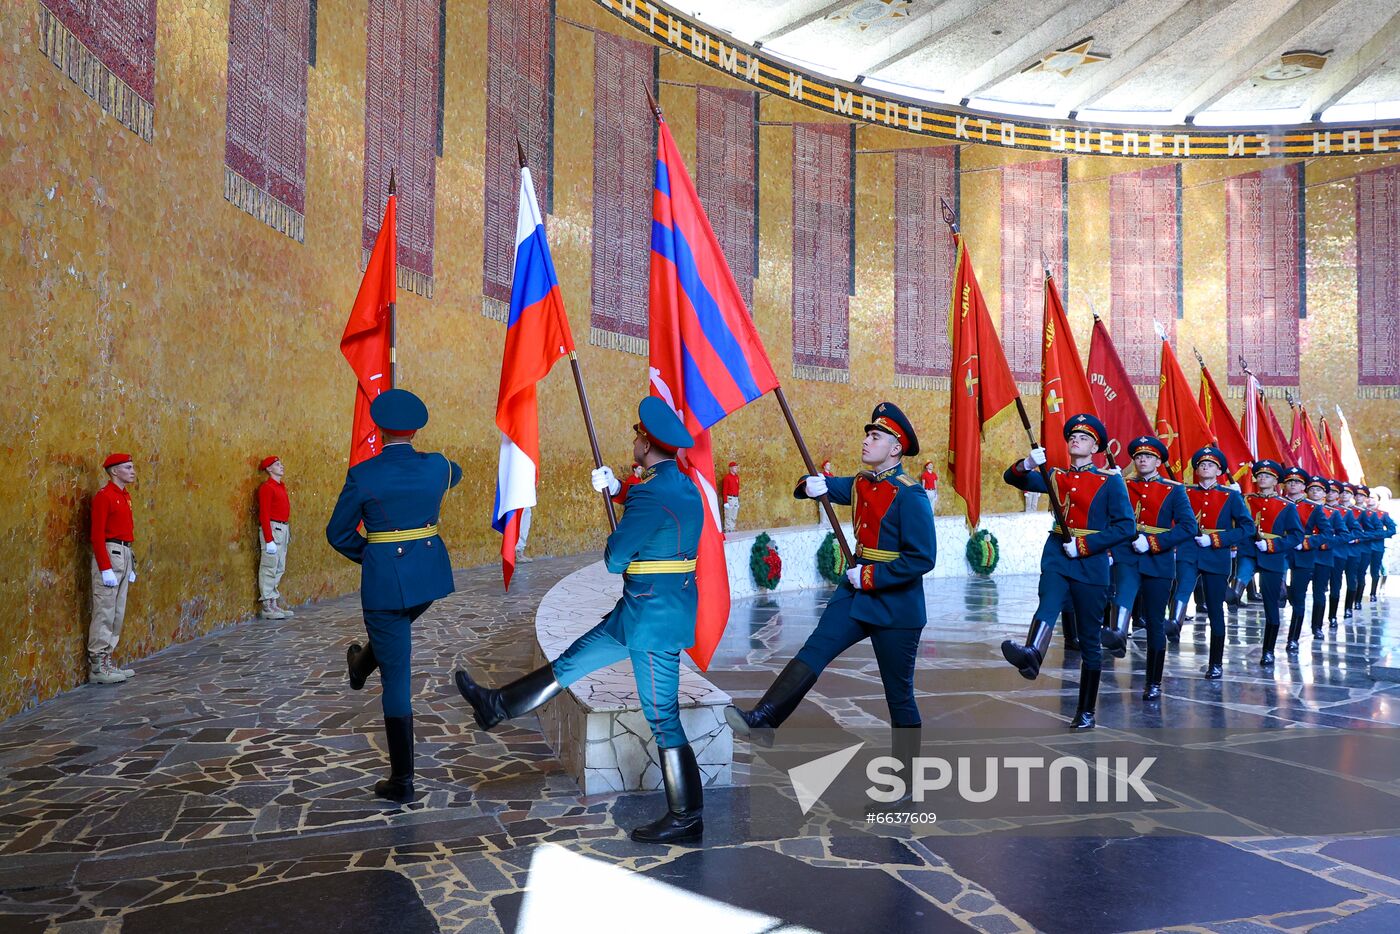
[493,165,574,589]
[650,111,780,670]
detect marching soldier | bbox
[1099,436,1196,701]
[1364,487,1395,602]
[1324,480,1356,626]
[256,456,293,620]
[326,389,462,803]
[1169,446,1255,680]
[1238,461,1302,667]
[1304,476,1339,640]
[1000,413,1134,728]
[1282,467,1326,653]
[88,453,139,685]
[455,398,707,844]
[1343,484,1376,613]
[726,403,935,797]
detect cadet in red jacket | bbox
[256,456,293,620]
[722,461,740,532]
[89,453,138,685]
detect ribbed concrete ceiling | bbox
[684,0,1400,126]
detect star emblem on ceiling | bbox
[1028,38,1109,77]
[827,0,914,32]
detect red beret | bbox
[103,452,132,470]
[259,456,279,471]
[728,461,738,467]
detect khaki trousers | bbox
[89,543,131,658]
[259,522,290,600]
[723,496,739,532]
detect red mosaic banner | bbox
[791,122,854,382]
[225,0,310,243]
[1000,158,1067,385]
[589,30,655,354]
[36,0,156,141]
[1226,164,1302,388]
[482,0,554,320]
[695,85,758,313]
[362,0,440,298]
[1110,163,1181,388]
[893,146,957,389]
[1356,164,1400,397]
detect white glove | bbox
[804,475,829,498]
[1104,465,1123,475]
[127,569,136,583]
[1254,539,1268,552]
[1024,447,1048,470]
[1195,534,1212,548]
[1294,542,1304,551]
[845,566,862,588]
[266,541,278,555]
[1062,541,1078,559]
[591,466,621,496]
[1107,553,1114,566]
[1132,534,1150,554]
[101,569,119,588]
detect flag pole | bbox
[644,81,851,561]
[517,140,617,531]
[387,169,397,388]
[939,197,1070,542]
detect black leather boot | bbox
[454,665,563,731]
[1002,619,1054,680]
[867,724,923,813]
[1141,648,1163,701]
[1285,614,1303,655]
[1069,667,1100,729]
[1166,600,1187,644]
[1061,608,1081,652]
[725,659,818,747]
[1204,632,1224,680]
[1100,605,1132,658]
[347,641,378,691]
[1260,623,1279,668]
[375,715,415,803]
[1225,576,1243,607]
[1246,579,1260,603]
[630,744,704,844]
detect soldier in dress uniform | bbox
[1324,480,1357,626]
[1236,461,1303,667]
[1282,467,1326,654]
[1303,476,1339,640]
[1343,484,1377,614]
[1169,446,1256,680]
[1099,436,1196,701]
[326,389,462,803]
[1000,413,1134,728]
[454,398,707,844]
[726,403,936,794]
[1363,486,1395,602]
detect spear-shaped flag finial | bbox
[516,138,528,169]
[388,168,396,196]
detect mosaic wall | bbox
[3,0,1400,719]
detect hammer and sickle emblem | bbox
[1156,420,1178,448]
[961,354,980,397]
[1045,386,1064,414]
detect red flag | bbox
[1197,363,1254,491]
[1038,273,1096,469]
[1319,418,1346,479]
[650,112,780,670]
[1288,406,1322,475]
[1154,339,1214,480]
[1240,374,1290,466]
[341,193,396,466]
[1259,395,1293,468]
[947,233,1019,528]
[1086,316,1153,467]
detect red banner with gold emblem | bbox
[1154,339,1214,480]
[1039,272,1096,469]
[1197,363,1254,491]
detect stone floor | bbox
[1,556,1398,933]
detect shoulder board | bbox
[897,474,918,487]
[1160,478,1181,485]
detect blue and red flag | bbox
[493,164,575,589]
[650,110,779,670]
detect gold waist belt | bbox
[856,545,900,562]
[1258,531,1279,540]
[1051,526,1096,537]
[365,524,439,544]
[1200,527,1223,534]
[625,559,697,574]
[1137,523,1170,534]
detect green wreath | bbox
[966,528,1000,577]
[816,531,848,585]
[750,533,782,590]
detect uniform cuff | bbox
[1209,533,1223,549]
[1075,537,1089,557]
[860,565,875,591]
[1147,534,1160,554]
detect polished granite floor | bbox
[1,556,1398,933]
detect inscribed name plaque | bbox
[1226,165,1302,392]
[791,123,854,383]
[36,0,156,141]
[894,146,957,390]
[1110,164,1182,391]
[362,0,441,299]
[1356,164,1399,398]
[695,86,758,313]
[1000,158,1068,387]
